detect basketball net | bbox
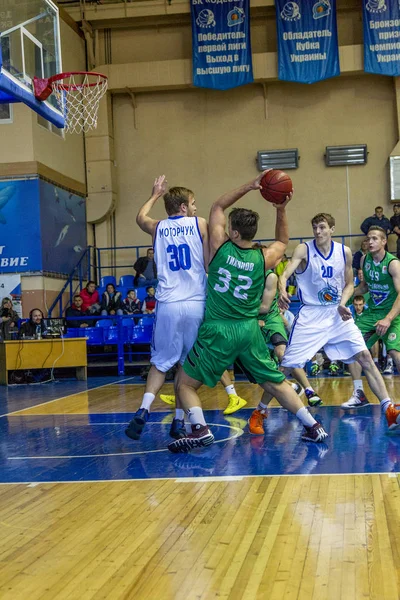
[50,73,108,134]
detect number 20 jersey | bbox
[295,240,346,306]
[154,216,206,303]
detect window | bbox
[37,114,64,138]
[0,103,13,124]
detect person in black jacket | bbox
[101,284,123,316]
[133,248,158,287]
[66,295,91,328]
[390,203,400,258]
[19,308,46,338]
[360,206,391,236]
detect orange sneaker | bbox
[385,404,400,431]
[248,409,267,435]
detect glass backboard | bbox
[0,0,64,127]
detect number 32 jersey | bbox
[296,240,346,306]
[206,240,265,320]
[154,216,206,303]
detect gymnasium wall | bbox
[111,76,396,250]
[91,5,397,254]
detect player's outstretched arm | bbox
[262,194,292,270]
[259,272,278,315]
[338,246,354,321]
[208,170,271,259]
[375,259,400,335]
[136,175,167,237]
[197,217,210,269]
[278,243,307,309]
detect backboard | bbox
[0,0,64,128]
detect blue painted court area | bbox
[0,406,399,483]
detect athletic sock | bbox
[373,357,379,364]
[353,380,363,393]
[175,409,185,420]
[380,398,392,413]
[140,392,155,411]
[257,401,268,413]
[296,406,317,428]
[225,384,236,396]
[186,406,207,427]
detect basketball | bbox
[259,170,293,205]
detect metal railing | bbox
[48,247,93,317]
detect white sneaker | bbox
[383,362,394,375]
[341,389,370,409]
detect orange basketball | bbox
[260,170,293,205]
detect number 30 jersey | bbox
[154,216,206,303]
[295,240,346,306]
[205,240,265,321]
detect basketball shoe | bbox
[385,404,400,431]
[383,359,394,376]
[248,409,268,435]
[341,389,370,409]
[168,424,214,453]
[328,361,340,376]
[223,394,247,415]
[125,408,149,440]
[160,394,176,406]
[301,422,328,443]
[305,389,323,407]
[169,418,187,440]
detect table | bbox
[0,338,87,385]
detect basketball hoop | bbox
[33,71,108,134]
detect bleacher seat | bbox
[96,319,112,328]
[119,275,135,288]
[136,288,148,302]
[64,327,81,338]
[132,325,152,344]
[138,316,155,327]
[84,327,104,345]
[100,275,116,288]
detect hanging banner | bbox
[362,0,400,77]
[191,0,253,90]
[275,0,340,84]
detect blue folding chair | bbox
[119,275,135,289]
[64,327,81,338]
[100,275,116,288]
[105,326,118,343]
[132,325,152,344]
[138,316,155,327]
[96,319,112,328]
[122,318,134,343]
[136,288,147,302]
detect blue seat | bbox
[136,288,147,302]
[85,327,104,345]
[100,275,116,288]
[119,275,135,289]
[64,327,81,338]
[132,325,152,344]
[138,316,154,327]
[96,319,112,328]
[105,326,118,343]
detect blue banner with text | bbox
[362,0,400,77]
[275,0,340,84]
[191,0,253,90]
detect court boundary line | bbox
[0,376,137,419]
[0,471,398,486]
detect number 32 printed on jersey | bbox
[214,267,252,299]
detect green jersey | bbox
[259,270,279,320]
[363,252,398,313]
[205,240,265,321]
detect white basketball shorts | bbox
[151,300,205,372]
[281,305,367,369]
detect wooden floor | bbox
[0,377,399,600]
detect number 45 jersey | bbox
[154,216,207,303]
[206,240,265,320]
[295,240,346,306]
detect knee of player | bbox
[356,350,374,368]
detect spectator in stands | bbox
[66,295,91,328]
[133,248,158,287]
[80,281,101,314]
[390,203,400,258]
[19,308,46,338]
[351,294,366,319]
[360,206,391,236]
[0,297,19,340]
[352,239,369,276]
[123,289,142,315]
[142,286,156,314]
[101,284,123,316]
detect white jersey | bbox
[295,240,346,306]
[154,215,206,303]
